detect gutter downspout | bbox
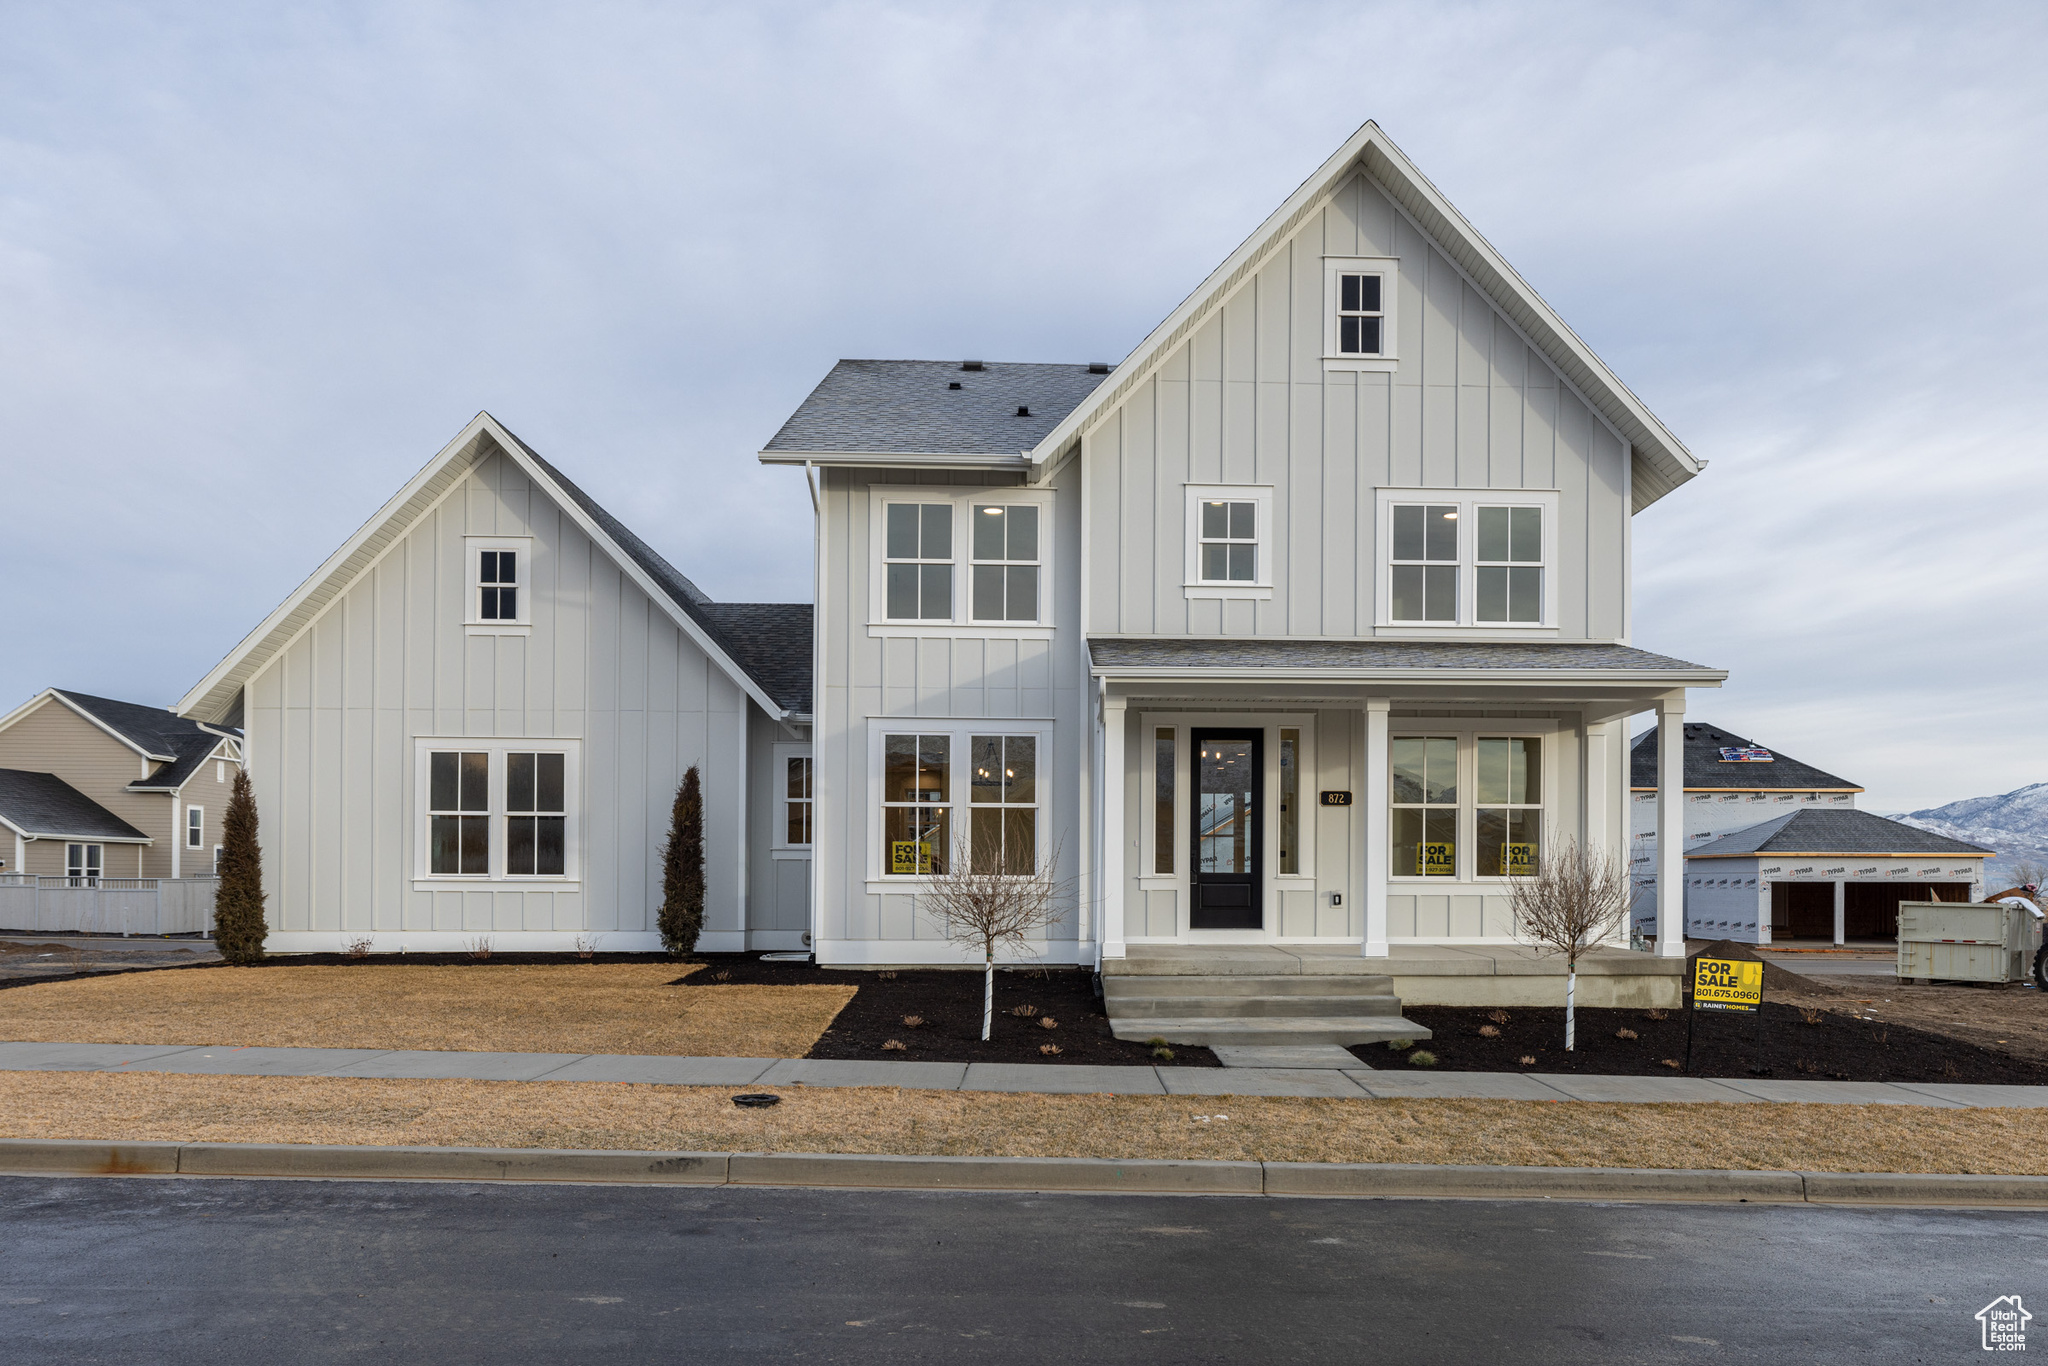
[807,461,823,963]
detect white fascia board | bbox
[1026,120,1701,512]
[177,412,790,725]
[758,449,1031,470]
[1090,666,1729,687]
[175,413,501,722]
[29,691,176,762]
[11,828,153,844]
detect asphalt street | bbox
[0,1175,2040,1363]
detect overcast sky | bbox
[3,1,2043,813]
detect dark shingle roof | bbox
[0,769,149,842]
[490,424,812,718]
[52,690,233,761]
[698,604,814,715]
[763,360,1111,455]
[1631,722,1860,792]
[1088,639,1715,672]
[1688,808,1993,859]
[128,730,231,792]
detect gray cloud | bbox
[1,1,2041,810]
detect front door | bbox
[1191,729,1262,930]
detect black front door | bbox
[1190,729,1262,930]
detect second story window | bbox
[1390,504,1458,622]
[1198,501,1257,582]
[970,504,1039,623]
[884,503,953,621]
[1475,506,1543,624]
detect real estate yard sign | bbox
[1693,957,1763,1012]
[1687,956,1765,1073]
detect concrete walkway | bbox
[4,1039,2046,1107]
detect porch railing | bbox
[0,875,216,937]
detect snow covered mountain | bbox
[1890,783,2048,889]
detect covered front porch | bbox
[1086,639,1723,1020]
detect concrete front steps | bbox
[1102,959,1432,1048]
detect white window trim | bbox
[410,737,582,887]
[65,843,104,882]
[866,488,1055,638]
[1387,723,1558,887]
[464,535,534,636]
[1323,255,1400,373]
[1137,713,1321,938]
[862,717,1054,890]
[771,741,814,858]
[1183,484,1274,600]
[1373,487,1561,633]
[186,805,204,849]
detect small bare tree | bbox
[1507,835,1633,1051]
[918,832,1064,1041]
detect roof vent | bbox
[1087,362,1111,374]
[947,381,961,390]
[1016,405,1030,417]
[960,360,985,372]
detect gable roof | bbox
[1687,808,1992,859]
[127,732,235,793]
[0,689,237,764]
[175,413,812,724]
[0,769,151,843]
[1027,121,1701,511]
[761,360,1110,463]
[1631,722,1861,792]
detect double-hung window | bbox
[785,755,813,847]
[1198,501,1257,583]
[1390,504,1459,623]
[882,734,950,874]
[970,504,1039,623]
[1391,737,1459,878]
[1378,489,1557,628]
[466,537,533,629]
[1323,257,1399,371]
[186,805,204,849]
[1475,738,1542,876]
[416,740,579,882]
[969,735,1036,874]
[884,504,954,622]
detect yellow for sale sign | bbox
[1692,956,1763,1012]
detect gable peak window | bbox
[466,537,533,628]
[479,550,518,620]
[1323,257,1399,371]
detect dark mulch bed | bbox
[1352,1002,2048,1085]
[678,956,1220,1067]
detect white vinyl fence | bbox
[0,875,216,936]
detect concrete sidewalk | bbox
[4,1039,2046,1107]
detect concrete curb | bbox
[1,1139,2045,1206]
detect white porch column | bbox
[1655,694,1687,958]
[1101,694,1127,960]
[1833,880,1846,946]
[1363,698,1390,958]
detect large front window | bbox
[878,727,1045,878]
[883,734,950,875]
[1391,734,1544,880]
[418,741,578,881]
[970,735,1037,874]
[1379,490,1556,628]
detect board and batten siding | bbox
[243,450,755,947]
[810,464,1088,963]
[1081,170,1629,641]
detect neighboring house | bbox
[760,120,1726,969]
[0,768,150,880]
[0,689,242,879]
[1685,810,1990,944]
[1627,721,1862,936]
[173,418,813,952]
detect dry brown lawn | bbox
[1,1070,2044,1174]
[0,964,853,1058]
